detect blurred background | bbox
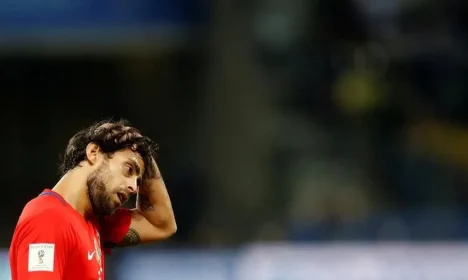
[2,0,468,279]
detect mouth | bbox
[117,193,129,204]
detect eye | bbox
[125,164,133,175]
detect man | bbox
[9,120,177,280]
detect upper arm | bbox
[100,208,174,249]
[12,212,73,280]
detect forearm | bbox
[136,165,177,233]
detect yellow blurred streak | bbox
[408,120,468,167]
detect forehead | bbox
[112,149,144,168]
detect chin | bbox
[94,203,117,217]
[105,209,117,216]
[108,202,121,214]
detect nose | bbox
[126,179,138,195]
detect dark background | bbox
[2,0,468,278]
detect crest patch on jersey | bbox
[28,243,55,272]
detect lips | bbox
[117,193,129,204]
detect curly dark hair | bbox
[58,119,159,180]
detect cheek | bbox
[107,162,121,174]
[106,165,124,182]
[107,172,127,189]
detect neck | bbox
[52,169,92,217]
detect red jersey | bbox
[9,189,132,280]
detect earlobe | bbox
[85,143,100,164]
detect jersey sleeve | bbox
[11,211,75,280]
[99,208,132,253]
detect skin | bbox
[52,142,176,246]
[87,148,143,216]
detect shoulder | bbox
[10,198,79,267]
[11,202,79,255]
[14,196,76,240]
[99,208,132,248]
[18,195,70,224]
[99,208,132,234]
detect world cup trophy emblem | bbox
[37,250,45,264]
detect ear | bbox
[85,143,101,165]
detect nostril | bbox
[128,185,136,194]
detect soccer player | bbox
[9,120,177,280]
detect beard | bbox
[86,161,117,216]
